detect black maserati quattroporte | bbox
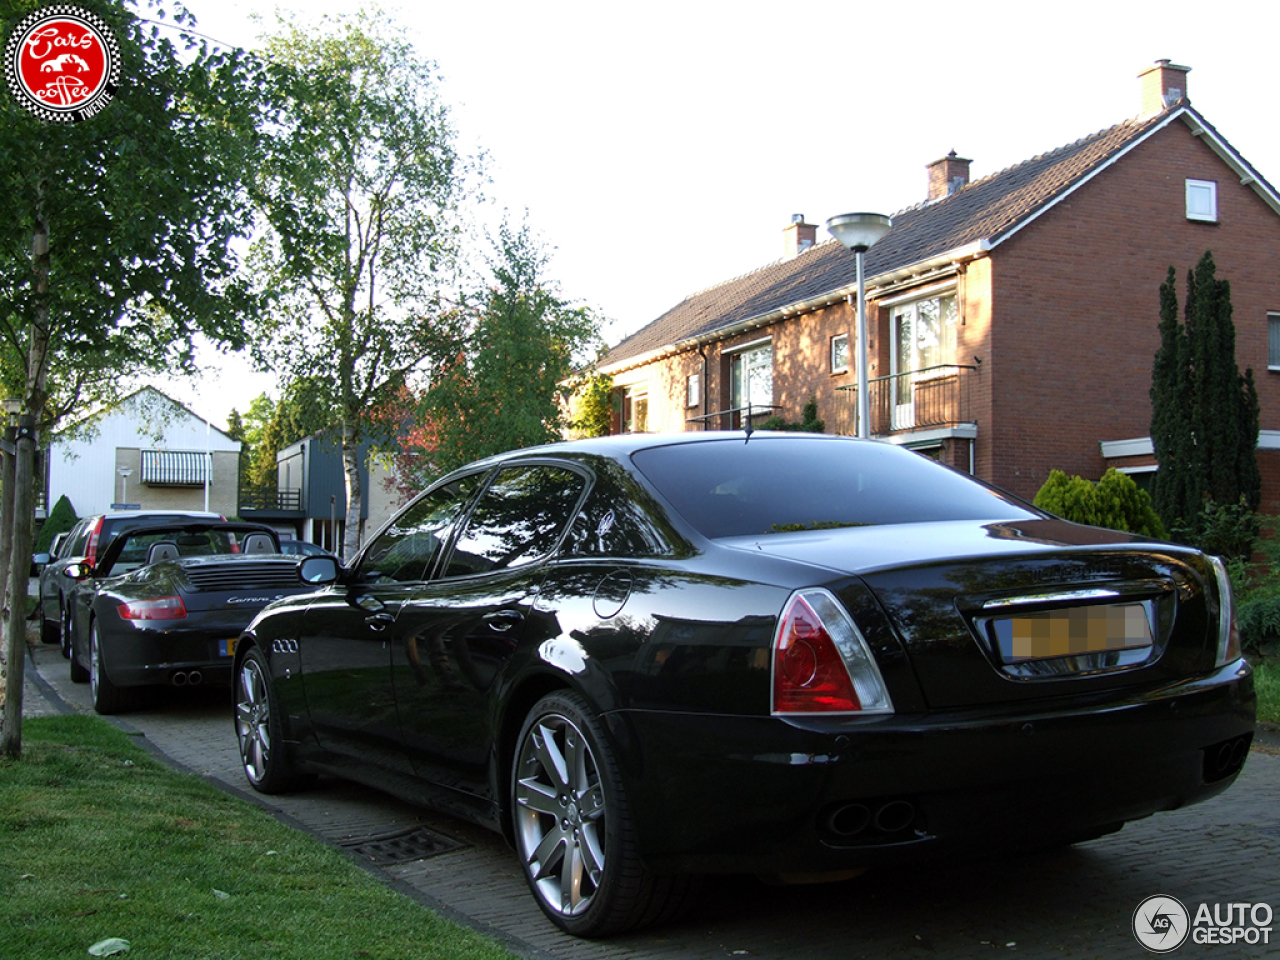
[232,433,1255,936]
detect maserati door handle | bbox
[483,610,524,633]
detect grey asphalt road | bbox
[19,634,1280,960]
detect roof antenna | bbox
[743,405,754,443]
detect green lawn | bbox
[1252,657,1280,726]
[0,716,520,960]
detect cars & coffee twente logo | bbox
[4,4,119,122]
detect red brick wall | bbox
[984,119,1280,501]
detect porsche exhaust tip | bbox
[171,670,205,687]
[823,799,918,842]
[824,803,871,837]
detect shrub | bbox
[1168,497,1258,564]
[1228,515,1280,656]
[761,397,824,433]
[35,494,78,554]
[1033,468,1166,538]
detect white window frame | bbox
[890,290,960,421]
[831,334,849,374]
[686,372,701,408]
[622,384,649,433]
[1268,313,1280,371]
[1186,179,1218,222]
[727,339,773,412]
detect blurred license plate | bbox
[219,637,238,657]
[1000,603,1152,662]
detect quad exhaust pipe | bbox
[1204,734,1251,782]
[171,670,204,686]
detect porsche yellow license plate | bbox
[219,637,238,657]
[1005,603,1152,661]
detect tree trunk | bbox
[341,419,362,563]
[2,179,52,755]
[0,428,15,697]
[2,416,36,757]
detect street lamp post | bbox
[117,465,134,507]
[826,213,892,439]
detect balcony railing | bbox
[685,404,782,431]
[239,487,303,512]
[836,364,977,436]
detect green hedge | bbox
[1033,468,1166,538]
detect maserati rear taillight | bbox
[118,596,187,621]
[1209,556,1241,667]
[771,588,893,716]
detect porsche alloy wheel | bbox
[512,692,694,936]
[89,621,130,714]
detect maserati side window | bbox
[442,465,585,578]
[361,474,483,583]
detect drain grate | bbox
[340,825,469,865]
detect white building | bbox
[45,387,241,518]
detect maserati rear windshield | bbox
[631,436,1038,539]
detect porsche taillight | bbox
[771,588,893,716]
[118,596,188,621]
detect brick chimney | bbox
[1139,60,1190,118]
[926,151,971,201]
[782,214,817,258]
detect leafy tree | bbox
[232,380,338,493]
[365,382,438,505]
[0,0,258,751]
[569,372,615,439]
[423,221,603,477]
[1150,252,1260,537]
[1033,468,1165,538]
[0,0,258,433]
[247,10,466,560]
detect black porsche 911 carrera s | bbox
[231,432,1255,937]
[63,520,319,715]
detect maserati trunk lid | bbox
[723,518,1223,709]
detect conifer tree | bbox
[1149,252,1260,535]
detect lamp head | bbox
[826,212,892,253]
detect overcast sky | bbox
[159,0,1280,426]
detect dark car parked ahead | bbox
[36,510,222,657]
[63,520,316,714]
[232,433,1255,937]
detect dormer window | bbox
[1186,179,1218,222]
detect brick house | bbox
[595,61,1280,507]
